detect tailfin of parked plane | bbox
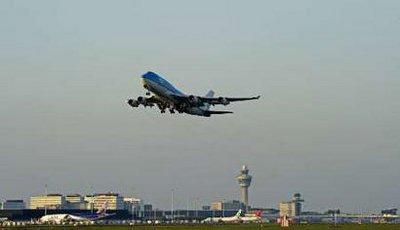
[254,210,262,217]
[235,209,243,217]
[96,202,108,215]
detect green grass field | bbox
[3,224,400,230]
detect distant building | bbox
[65,194,83,203]
[30,194,66,210]
[84,193,124,210]
[202,205,211,211]
[211,200,244,211]
[381,208,397,215]
[143,204,152,212]
[1,200,25,210]
[250,208,279,214]
[324,209,340,215]
[83,195,95,210]
[279,202,294,217]
[64,194,86,210]
[123,197,142,213]
[279,193,304,217]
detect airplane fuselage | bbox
[141,72,209,116]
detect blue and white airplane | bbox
[127,72,260,117]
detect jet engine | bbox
[137,96,145,104]
[218,97,230,105]
[127,99,139,107]
[188,95,201,104]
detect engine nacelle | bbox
[137,96,145,104]
[127,99,139,107]
[218,97,230,105]
[188,95,200,104]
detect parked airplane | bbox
[39,202,112,223]
[241,210,263,223]
[127,72,260,117]
[202,209,262,223]
[203,210,242,223]
[0,217,8,223]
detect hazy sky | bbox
[1,0,399,213]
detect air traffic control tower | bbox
[236,165,252,211]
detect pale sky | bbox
[0,0,399,213]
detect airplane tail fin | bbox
[205,90,214,98]
[235,209,243,217]
[254,210,263,217]
[96,201,108,215]
[203,90,215,110]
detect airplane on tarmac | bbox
[202,210,262,223]
[0,217,8,223]
[241,210,263,223]
[39,202,112,224]
[126,72,260,117]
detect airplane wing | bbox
[172,94,260,106]
[205,95,261,104]
[127,96,166,108]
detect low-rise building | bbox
[1,200,25,210]
[143,204,152,212]
[65,194,83,203]
[85,193,124,210]
[64,194,86,210]
[279,193,304,217]
[211,200,244,211]
[30,194,66,210]
[123,197,142,213]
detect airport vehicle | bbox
[40,202,112,223]
[127,72,260,117]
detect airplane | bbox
[203,209,263,223]
[126,72,260,117]
[0,217,8,223]
[202,210,242,223]
[39,202,112,224]
[240,210,263,223]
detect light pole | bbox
[90,186,95,214]
[44,184,48,216]
[171,188,175,222]
[186,197,189,220]
[131,187,135,224]
[222,198,225,217]
[0,197,5,210]
[194,197,199,220]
